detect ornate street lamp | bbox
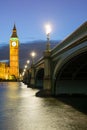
[45,24,52,51]
[25,65,27,69]
[27,60,30,64]
[30,51,36,64]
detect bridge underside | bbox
[35,68,44,89]
[55,51,87,95]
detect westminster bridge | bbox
[23,22,87,96]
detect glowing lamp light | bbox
[31,51,36,58]
[45,23,52,51]
[30,51,36,64]
[25,65,27,68]
[24,69,26,72]
[27,60,30,64]
[22,72,25,76]
[45,24,51,34]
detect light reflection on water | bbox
[0,82,87,130]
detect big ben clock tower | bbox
[9,24,19,79]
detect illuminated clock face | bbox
[12,41,16,47]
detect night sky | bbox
[0,0,87,44]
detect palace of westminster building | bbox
[0,25,19,80]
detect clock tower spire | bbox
[9,24,19,80]
[11,24,18,37]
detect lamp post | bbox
[30,51,36,87]
[25,65,27,69]
[22,60,30,84]
[24,68,26,72]
[27,60,30,64]
[43,24,52,93]
[30,51,36,64]
[26,60,30,85]
[25,60,30,85]
[45,24,51,51]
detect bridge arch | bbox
[53,48,87,95]
[35,68,44,89]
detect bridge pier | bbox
[43,50,52,95]
[30,64,35,87]
[36,50,52,97]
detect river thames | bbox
[0,82,87,130]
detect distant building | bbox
[0,25,19,80]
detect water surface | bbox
[0,82,87,130]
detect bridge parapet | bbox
[51,21,87,58]
[34,57,44,69]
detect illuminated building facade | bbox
[0,25,19,80]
